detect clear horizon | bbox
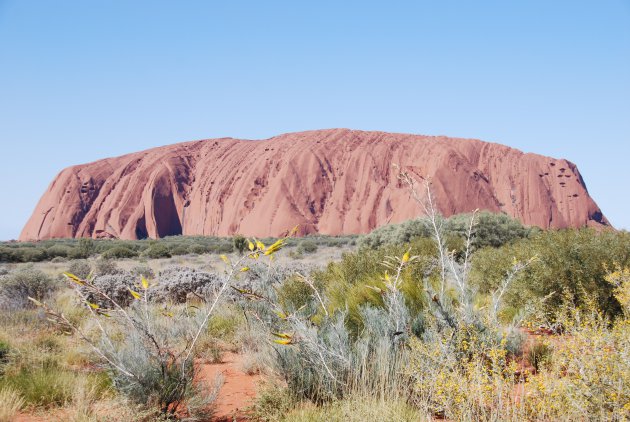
[1,1,629,240]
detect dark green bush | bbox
[359,211,531,251]
[188,244,209,255]
[46,245,73,258]
[17,247,48,262]
[359,219,430,249]
[102,246,138,259]
[209,243,233,254]
[77,238,96,258]
[0,246,16,262]
[233,234,247,254]
[447,211,533,249]
[143,243,171,259]
[0,340,10,373]
[471,228,630,319]
[170,245,190,256]
[297,240,318,254]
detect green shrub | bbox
[276,274,315,311]
[359,218,430,249]
[129,265,155,279]
[297,240,318,254]
[0,267,55,310]
[170,245,190,256]
[209,243,233,254]
[447,211,532,249]
[233,234,247,254]
[359,211,531,250]
[528,340,552,373]
[249,382,296,421]
[312,237,435,335]
[188,244,209,255]
[67,260,92,279]
[143,243,171,259]
[471,229,630,319]
[206,307,245,344]
[16,247,48,263]
[77,238,96,258]
[102,246,138,259]
[93,258,120,275]
[46,244,73,258]
[66,247,87,260]
[0,341,10,374]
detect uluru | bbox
[19,129,608,241]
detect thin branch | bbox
[296,272,329,317]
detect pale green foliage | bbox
[93,257,120,276]
[0,267,56,310]
[67,259,92,279]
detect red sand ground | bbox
[200,352,262,422]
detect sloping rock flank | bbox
[20,129,608,240]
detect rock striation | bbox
[20,129,608,240]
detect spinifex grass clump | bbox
[29,231,295,419]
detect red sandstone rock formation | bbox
[20,129,608,241]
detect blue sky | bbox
[0,0,628,240]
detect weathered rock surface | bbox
[20,129,608,240]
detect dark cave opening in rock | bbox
[152,190,183,237]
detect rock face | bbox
[20,129,608,240]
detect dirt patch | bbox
[199,352,263,422]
